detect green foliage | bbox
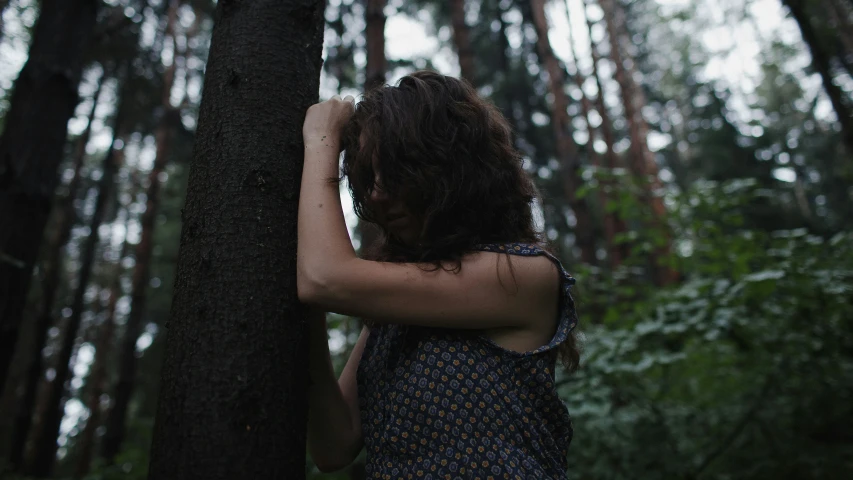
[561,181,853,479]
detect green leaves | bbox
[563,180,853,479]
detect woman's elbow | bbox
[297,267,325,305]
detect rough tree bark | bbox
[783,0,853,154]
[26,91,126,478]
[364,0,387,91]
[6,71,107,472]
[451,0,476,85]
[101,1,181,463]
[529,0,597,264]
[147,1,325,478]
[0,0,98,395]
[599,0,675,284]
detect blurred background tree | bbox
[0,0,850,479]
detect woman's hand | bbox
[303,95,355,149]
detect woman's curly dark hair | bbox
[340,71,579,371]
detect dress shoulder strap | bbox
[473,242,545,255]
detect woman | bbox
[297,71,579,478]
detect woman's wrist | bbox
[304,132,341,150]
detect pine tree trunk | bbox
[6,72,107,472]
[147,1,325,478]
[73,287,113,479]
[364,0,386,91]
[784,0,853,154]
[100,2,180,462]
[582,0,623,191]
[74,191,135,478]
[599,0,658,188]
[496,2,518,129]
[823,0,853,77]
[0,0,98,395]
[25,97,125,478]
[582,0,630,266]
[358,0,386,255]
[599,0,675,284]
[564,0,624,268]
[451,0,476,85]
[529,0,597,264]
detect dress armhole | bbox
[472,243,579,357]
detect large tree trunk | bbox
[74,190,136,478]
[100,2,181,463]
[364,0,386,91]
[529,0,597,264]
[599,0,675,284]
[6,72,107,472]
[451,0,476,85]
[783,0,853,154]
[0,0,98,395]
[25,96,126,478]
[147,1,325,478]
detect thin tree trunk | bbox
[496,2,518,129]
[599,0,675,284]
[364,0,386,91]
[0,0,98,395]
[825,0,853,77]
[564,0,624,268]
[358,0,387,256]
[451,0,476,85]
[147,0,325,478]
[529,0,597,264]
[25,93,126,478]
[599,0,657,189]
[74,190,136,478]
[102,3,181,462]
[6,71,107,472]
[583,0,630,265]
[72,288,111,479]
[783,0,853,154]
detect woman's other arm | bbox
[306,307,366,472]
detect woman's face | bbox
[366,162,421,246]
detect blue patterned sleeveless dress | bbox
[356,243,578,479]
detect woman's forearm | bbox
[297,138,358,300]
[306,308,362,472]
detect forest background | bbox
[0,0,851,479]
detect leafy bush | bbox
[562,180,853,479]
